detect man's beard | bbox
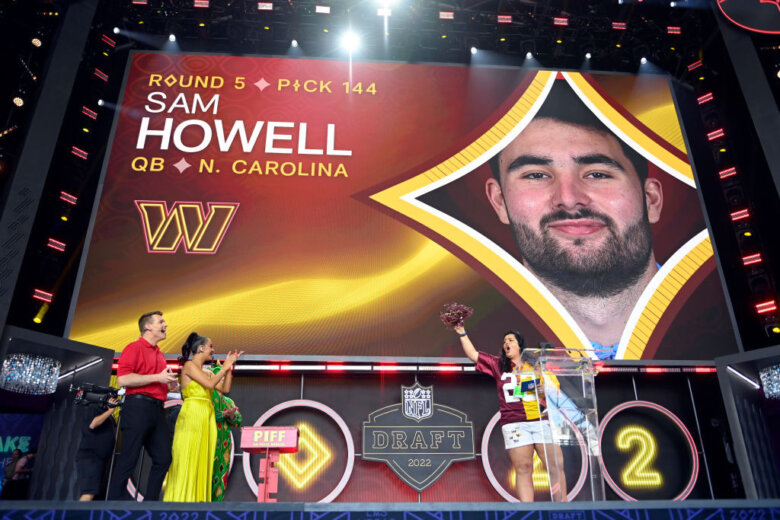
[509,208,653,298]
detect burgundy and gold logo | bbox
[135,200,239,254]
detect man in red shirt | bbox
[107,311,177,501]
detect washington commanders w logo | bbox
[135,200,239,254]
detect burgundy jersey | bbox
[476,352,543,425]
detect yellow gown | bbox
[164,379,216,502]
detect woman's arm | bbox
[215,361,233,394]
[230,407,243,426]
[183,351,243,389]
[453,324,479,363]
[183,360,230,389]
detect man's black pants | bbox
[107,395,171,500]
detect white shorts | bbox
[501,419,553,449]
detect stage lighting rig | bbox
[341,30,359,52]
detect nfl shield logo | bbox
[402,382,433,422]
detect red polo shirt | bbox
[117,337,168,401]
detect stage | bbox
[1,499,780,520]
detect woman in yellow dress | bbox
[164,333,243,502]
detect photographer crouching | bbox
[73,383,120,501]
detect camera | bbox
[71,383,122,410]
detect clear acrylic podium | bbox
[519,347,606,501]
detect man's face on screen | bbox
[486,118,662,298]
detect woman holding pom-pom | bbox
[440,303,566,502]
[164,333,243,502]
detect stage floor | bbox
[1,499,779,520]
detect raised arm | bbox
[454,324,479,363]
[183,350,243,390]
[215,359,234,394]
[183,361,230,389]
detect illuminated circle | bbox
[597,400,698,501]
[126,398,235,501]
[480,412,588,502]
[242,399,354,503]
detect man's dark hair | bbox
[489,80,648,185]
[498,329,525,373]
[138,311,163,334]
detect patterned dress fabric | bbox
[211,366,242,502]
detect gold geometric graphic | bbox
[277,423,332,489]
[369,70,712,359]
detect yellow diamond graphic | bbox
[164,74,177,87]
[277,423,332,489]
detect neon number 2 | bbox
[616,426,662,488]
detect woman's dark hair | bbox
[488,80,648,186]
[498,330,525,373]
[179,332,208,364]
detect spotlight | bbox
[585,52,592,59]
[113,26,120,34]
[341,31,359,52]
[31,38,42,47]
[756,300,777,314]
[470,46,477,55]
[98,99,105,106]
[291,39,299,48]
[47,238,66,252]
[33,289,53,303]
[33,303,49,324]
[169,34,176,42]
[12,96,24,107]
[777,68,780,79]
[59,191,78,205]
[526,51,532,59]
[641,56,648,64]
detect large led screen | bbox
[68,53,738,360]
